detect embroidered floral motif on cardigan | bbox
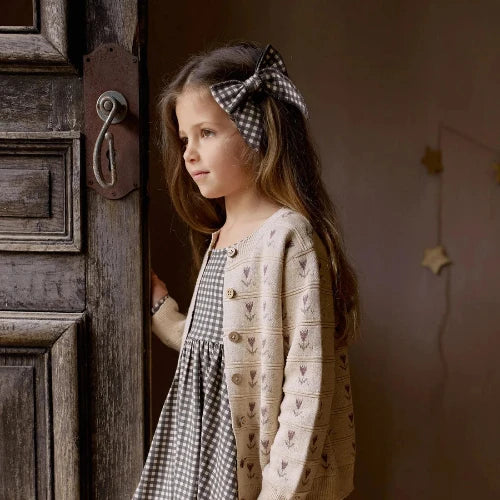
[151,206,356,500]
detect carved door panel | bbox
[0,1,150,499]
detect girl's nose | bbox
[183,142,199,162]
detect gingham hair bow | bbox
[210,44,309,151]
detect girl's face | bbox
[175,86,253,199]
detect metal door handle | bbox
[93,90,128,188]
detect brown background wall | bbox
[147,1,500,498]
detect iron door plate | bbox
[83,43,140,200]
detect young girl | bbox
[133,41,360,500]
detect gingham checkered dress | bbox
[133,246,238,499]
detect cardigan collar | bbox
[209,227,222,250]
[208,205,287,252]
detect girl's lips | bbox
[193,172,209,179]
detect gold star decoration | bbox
[421,245,452,275]
[493,162,500,184]
[421,147,444,174]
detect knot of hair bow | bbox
[210,44,309,151]
[242,73,264,95]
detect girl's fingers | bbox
[151,269,168,293]
[151,270,163,285]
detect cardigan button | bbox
[227,246,237,257]
[225,287,236,298]
[229,331,241,342]
[231,373,242,384]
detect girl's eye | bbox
[179,129,214,151]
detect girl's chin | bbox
[197,187,223,199]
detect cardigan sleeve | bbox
[258,236,336,499]
[151,294,187,352]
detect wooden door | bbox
[0,1,150,498]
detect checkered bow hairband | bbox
[209,44,309,151]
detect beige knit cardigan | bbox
[152,206,356,500]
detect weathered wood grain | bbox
[0,132,82,251]
[0,0,76,73]
[0,168,50,217]
[0,365,36,498]
[0,76,82,132]
[85,1,148,498]
[0,312,85,499]
[0,1,148,498]
[0,348,51,498]
[0,253,85,311]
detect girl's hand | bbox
[151,269,169,304]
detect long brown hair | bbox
[155,40,361,345]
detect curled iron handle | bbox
[93,91,128,188]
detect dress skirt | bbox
[132,246,238,499]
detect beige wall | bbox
[147,1,500,498]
